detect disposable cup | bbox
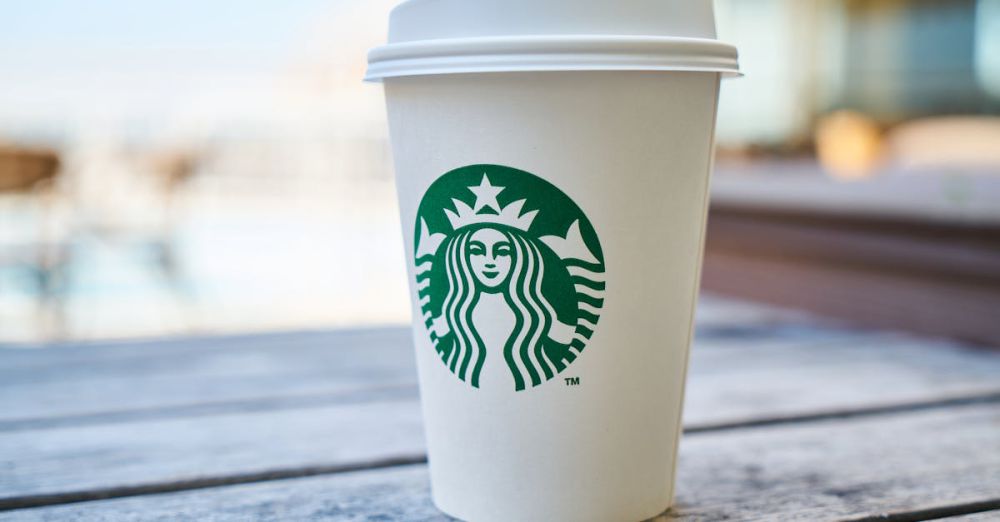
[367,2,738,521]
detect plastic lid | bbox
[365,0,739,81]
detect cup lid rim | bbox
[365,35,740,82]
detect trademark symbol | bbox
[564,377,580,386]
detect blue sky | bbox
[0,0,375,140]
[1,0,339,53]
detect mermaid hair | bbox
[440,226,557,390]
[441,230,486,387]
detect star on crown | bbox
[444,174,538,232]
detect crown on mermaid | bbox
[444,174,537,232]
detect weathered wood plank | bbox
[0,296,829,423]
[4,327,992,432]
[1,332,998,500]
[0,329,417,422]
[671,405,1000,520]
[0,296,788,364]
[3,295,998,511]
[4,405,997,521]
[2,312,992,429]
[682,333,1000,427]
[0,400,426,501]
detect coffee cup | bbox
[367,2,738,520]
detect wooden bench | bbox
[705,162,1000,346]
[0,296,998,520]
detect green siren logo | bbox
[414,164,606,391]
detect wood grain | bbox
[0,297,855,425]
[4,303,994,429]
[2,297,998,520]
[4,405,996,521]
[0,329,419,424]
[1,329,998,501]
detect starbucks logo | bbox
[414,164,606,391]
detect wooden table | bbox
[1,296,998,521]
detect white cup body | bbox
[385,71,721,522]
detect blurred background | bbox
[2,0,998,345]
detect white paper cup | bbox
[367,2,738,521]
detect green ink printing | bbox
[414,164,606,391]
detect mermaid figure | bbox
[415,173,605,390]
